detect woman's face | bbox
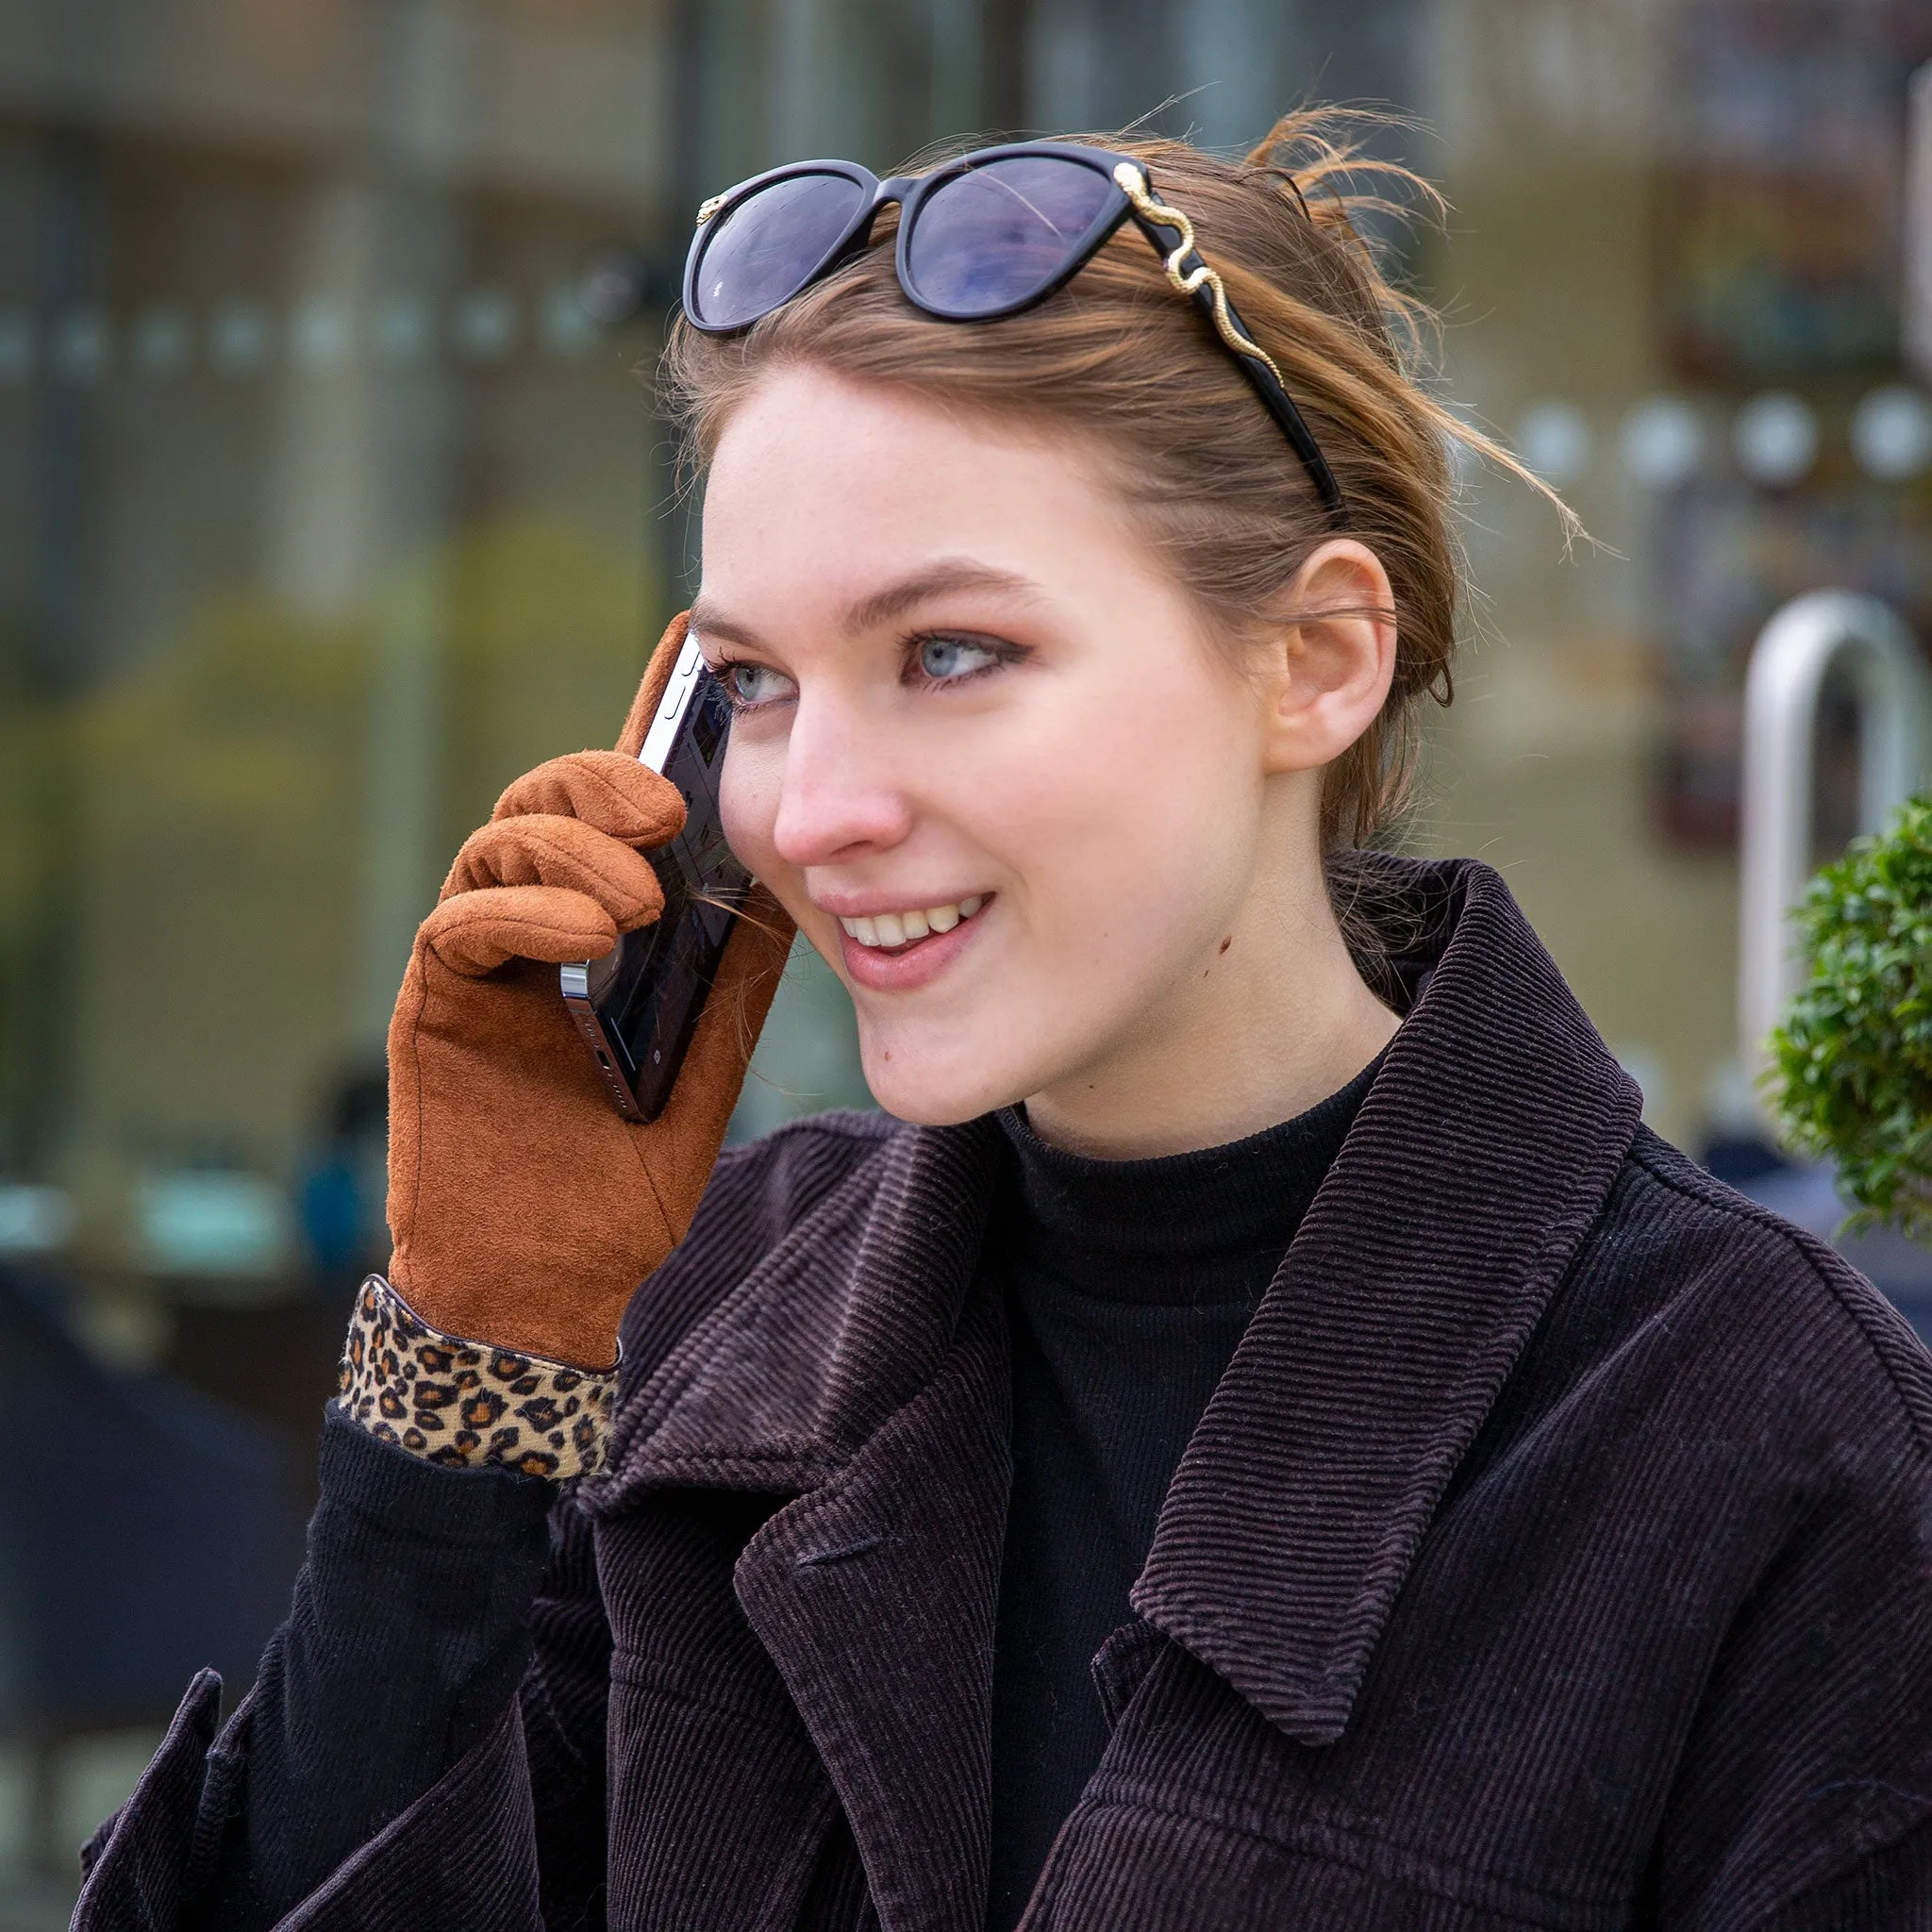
[696,365,1361,1128]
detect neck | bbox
[1023,833,1400,1161]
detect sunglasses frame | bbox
[683,141,1344,517]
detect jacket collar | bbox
[1130,857,1641,1741]
[592,1120,1012,1932]
[598,857,1641,1749]
[602,1110,1004,1497]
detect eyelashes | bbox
[708,631,1029,712]
[708,655,794,710]
[905,630,1026,689]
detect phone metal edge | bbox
[640,632,708,772]
[558,631,711,1124]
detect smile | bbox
[839,895,987,953]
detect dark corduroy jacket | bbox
[77,858,1932,1929]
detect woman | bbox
[79,115,1931,1930]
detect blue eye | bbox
[721,660,796,707]
[917,635,999,681]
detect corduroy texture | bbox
[79,858,1932,1931]
[986,1056,1380,1925]
[384,611,796,1366]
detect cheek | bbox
[996,683,1252,933]
[719,739,783,879]
[855,709,1256,1124]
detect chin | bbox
[854,1030,1033,1128]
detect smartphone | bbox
[560,633,752,1122]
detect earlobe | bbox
[1260,540,1398,776]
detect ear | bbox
[1256,540,1398,776]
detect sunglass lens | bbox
[691,172,869,328]
[905,157,1119,314]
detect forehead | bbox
[699,365,1125,606]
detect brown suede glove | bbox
[384,614,795,1367]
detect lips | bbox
[838,894,986,953]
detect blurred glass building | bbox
[2,0,1930,1916]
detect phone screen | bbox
[560,641,753,1122]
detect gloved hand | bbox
[383,614,794,1367]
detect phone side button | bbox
[560,988,648,1124]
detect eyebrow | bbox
[842,558,1041,636]
[689,558,1042,652]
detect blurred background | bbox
[2,0,1930,1918]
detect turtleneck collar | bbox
[991,1046,1388,1306]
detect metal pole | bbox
[1906,60,1932,386]
[1737,590,1932,1123]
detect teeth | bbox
[838,896,988,950]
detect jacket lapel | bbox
[604,1118,1011,1932]
[1131,858,1644,1745]
[734,1279,1008,1932]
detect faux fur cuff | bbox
[338,1275,616,1479]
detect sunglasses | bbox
[681,142,1344,517]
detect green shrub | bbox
[1767,791,1932,1242]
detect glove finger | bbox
[421,883,621,977]
[491,752,686,849]
[443,815,666,928]
[616,612,691,759]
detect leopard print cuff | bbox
[338,1276,616,1479]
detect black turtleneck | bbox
[983,1052,1386,1930]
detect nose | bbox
[769,689,914,868]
